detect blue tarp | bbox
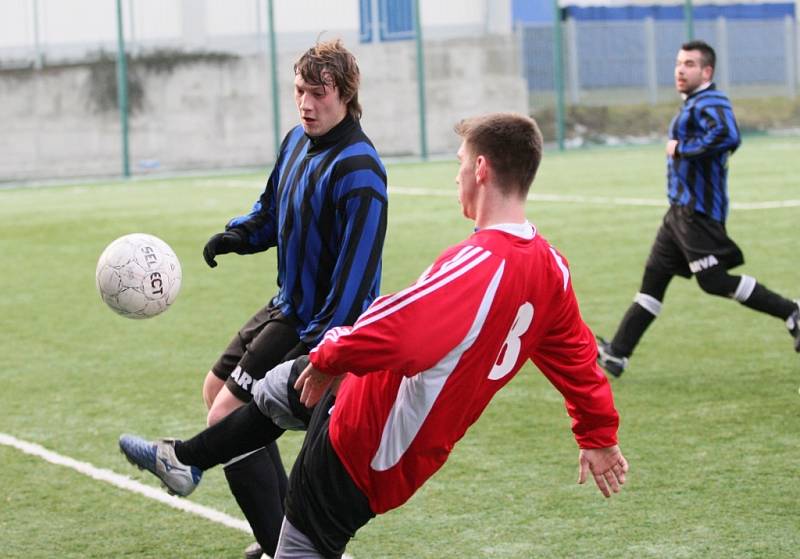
[564,3,794,21]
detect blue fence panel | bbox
[654,21,687,86]
[727,19,788,83]
[521,16,795,93]
[520,23,554,91]
[566,3,794,21]
[575,21,648,88]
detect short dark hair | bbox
[681,40,716,71]
[294,39,362,120]
[454,113,543,198]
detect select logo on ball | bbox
[148,271,164,297]
[96,233,182,319]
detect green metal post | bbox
[115,0,130,177]
[552,0,565,151]
[413,0,428,160]
[32,0,43,69]
[267,0,281,160]
[684,0,694,41]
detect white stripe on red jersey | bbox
[371,262,505,471]
[354,245,491,331]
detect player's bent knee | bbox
[253,360,308,431]
[206,405,236,427]
[206,387,247,426]
[202,371,226,410]
[696,269,739,298]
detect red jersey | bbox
[309,223,618,514]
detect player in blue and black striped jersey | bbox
[120,40,387,559]
[597,40,800,378]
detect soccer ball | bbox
[95,233,182,319]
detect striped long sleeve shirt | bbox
[227,116,388,346]
[667,83,741,223]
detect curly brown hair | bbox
[294,39,362,120]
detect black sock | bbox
[174,400,285,470]
[740,283,796,319]
[611,302,657,357]
[265,441,287,507]
[224,444,287,556]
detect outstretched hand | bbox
[294,362,336,408]
[203,231,245,268]
[578,445,628,498]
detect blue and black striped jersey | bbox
[226,116,387,346]
[667,83,740,223]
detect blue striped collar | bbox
[682,81,714,101]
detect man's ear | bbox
[475,155,489,183]
[702,64,714,82]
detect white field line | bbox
[0,432,251,532]
[392,186,800,211]
[1,432,354,559]
[196,179,800,211]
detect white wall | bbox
[0,33,527,180]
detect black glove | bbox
[203,230,246,268]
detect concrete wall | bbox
[0,34,527,180]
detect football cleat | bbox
[118,434,202,497]
[786,302,800,353]
[596,336,628,378]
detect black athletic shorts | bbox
[645,204,744,278]
[285,390,375,558]
[211,301,307,401]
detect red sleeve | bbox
[310,244,503,377]
[531,297,618,449]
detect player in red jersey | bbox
[283,112,627,555]
[121,113,627,558]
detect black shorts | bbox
[211,301,307,401]
[285,390,375,558]
[645,204,744,279]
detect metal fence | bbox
[521,14,799,106]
